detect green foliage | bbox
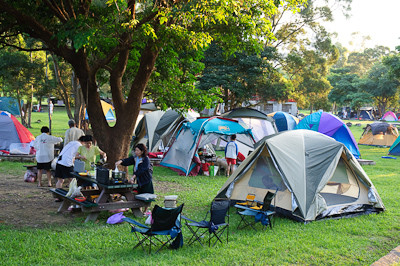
[383,46,400,80]
[358,63,400,114]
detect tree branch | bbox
[0,41,49,52]
[43,0,68,22]
[66,0,77,19]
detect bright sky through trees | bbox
[325,0,400,51]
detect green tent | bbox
[216,130,385,222]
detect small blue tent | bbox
[0,97,21,116]
[161,117,255,175]
[295,111,360,159]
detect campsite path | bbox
[0,171,183,228]
[372,245,400,265]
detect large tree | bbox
[358,63,400,116]
[0,0,305,163]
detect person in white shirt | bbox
[225,134,238,177]
[33,126,63,187]
[64,119,85,146]
[55,136,85,190]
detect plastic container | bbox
[74,160,85,173]
[164,195,178,208]
[9,143,30,154]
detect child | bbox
[225,134,238,176]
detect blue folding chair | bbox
[235,190,277,230]
[123,204,184,254]
[182,198,230,247]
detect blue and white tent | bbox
[161,117,255,176]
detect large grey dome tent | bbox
[216,130,384,222]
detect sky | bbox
[325,0,400,51]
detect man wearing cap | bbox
[64,119,85,146]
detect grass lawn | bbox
[0,113,399,265]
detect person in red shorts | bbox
[225,134,238,177]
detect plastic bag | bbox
[66,178,81,197]
[107,212,126,224]
[24,170,36,182]
[145,211,153,225]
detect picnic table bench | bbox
[50,172,154,222]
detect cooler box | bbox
[164,195,178,208]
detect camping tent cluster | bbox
[0,111,35,152]
[216,130,385,222]
[132,109,199,152]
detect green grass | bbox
[1,112,399,265]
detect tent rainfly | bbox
[295,111,360,159]
[267,111,299,132]
[132,109,199,152]
[0,111,35,151]
[358,122,398,147]
[216,130,385,222]
[221,107,278,142]
[381,111,398,122]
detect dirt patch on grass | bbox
[0,172,186,229]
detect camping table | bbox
[52,172,151,222]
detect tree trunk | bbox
[72,72,85,129]
[51,54,73,119]
[74,42,160,167]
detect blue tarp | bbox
[0,97,21,116]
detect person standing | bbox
[115,143,154,213]
[33,126,63,187]
[225,134,238,177]
[64,119,85,146]
[55,136,85,190]
[75,135,107,171]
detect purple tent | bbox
[295,111,360,158]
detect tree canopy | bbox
[0,0,306,162]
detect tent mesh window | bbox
[320,158,360,206]
[248,151,285,191]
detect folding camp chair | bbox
[182,198,230,247]
[235,190,277,230]
[123,204,184,254]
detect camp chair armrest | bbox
[181,215,198,224]
[122,217,149,229]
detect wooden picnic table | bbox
[50,172,153,222]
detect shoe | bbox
[55,199,63,202]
